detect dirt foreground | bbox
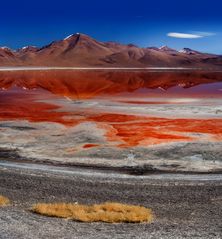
[0,162,221,239]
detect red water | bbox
[0,70,222,147]
[0,90,75,126]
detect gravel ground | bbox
[0,165,222,239]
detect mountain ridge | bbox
[0,33,221,68]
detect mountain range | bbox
[0,33,222,68]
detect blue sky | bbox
[0,0,222,54]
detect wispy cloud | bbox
[190,31,216,37]
[167,33,203,39]
[167,32,215,39]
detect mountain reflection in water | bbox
[0,70,222,99]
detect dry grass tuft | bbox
[0,195,10,206]
[32,202,153,223]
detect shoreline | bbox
[0,66,220,72]
[0,159,222,181]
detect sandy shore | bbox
[0,161,221,239]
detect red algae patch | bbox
[89,113,222,147]
[83,144,100,148]
[89,113,147,123]
[0,92,77,126]
[31,202,154,223]
[118,100,179,105]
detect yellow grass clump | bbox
[0,195,10,206]
[31,202,154,223]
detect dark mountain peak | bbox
[63,33,79,40]
[147,47,159,50]
[0,47,16,57]
[0,46,13,52]
[179,48,201,55]
[159,45,178,52]
[38,33,92,51]
[61,33,105,51]
[17,46,39,53]
[63,33,94,42]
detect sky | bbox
[0,0,222,54]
